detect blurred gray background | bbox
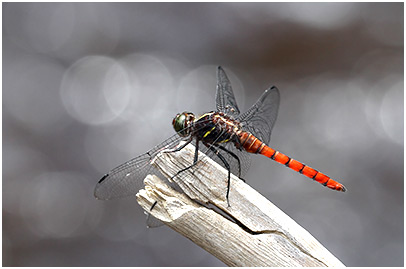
[3,2,403,266]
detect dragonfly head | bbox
[172,112,195,137]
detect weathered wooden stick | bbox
[136,143,345,267]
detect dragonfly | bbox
[94,66,346,207]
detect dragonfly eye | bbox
[173,112,193,137]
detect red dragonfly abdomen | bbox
[237,132,346,192]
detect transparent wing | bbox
[94,133,186,200]
[146,213,164,228]
[94,118,222,200]
[215,66,240,118]
[237,86,280,145]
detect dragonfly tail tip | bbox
[341,185,347,192]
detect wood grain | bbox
[136,143,345,267]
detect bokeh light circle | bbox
[19,172,89,239]
[60,56,131,125]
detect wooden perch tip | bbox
[136,143,345,267]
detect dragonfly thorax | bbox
[193,111,243,146]
[172,111,195,137]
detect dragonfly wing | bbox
[237,86,280,145]
[215,66,240,118]
[94,119,221,200]
[146,213,164,228]
[94,133,185,200]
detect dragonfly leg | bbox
[171,138,200,179]
[204,143,232,207]
[217,145,245,182]
[163,136,193,153]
